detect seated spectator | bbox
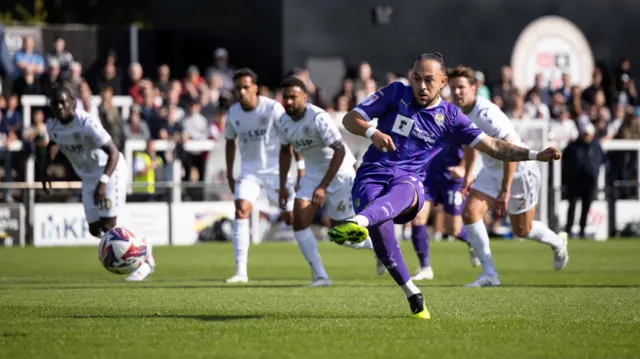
[199,87,217,123]
[127,62,144,104]
[47,37,73,78]
[158,105,186,142]
[40,59,63,98]
[13,67,42,98]
[333,78,356,109]
[550,92,567,119]
[526,73,551,104]
[355,78,377,104]
[475,71,491,100]
[77,82,99,119]
[13,35,44,79]
[582,68,607,106]
[68,62,85,96]
[165,87,185,119]
[524,92,550,120]
[23,109,48,179]
[155,64,171,100]
[132,140,164,200]
[98,87,123,149]
[0,109,18,201]
[3,95,22,136]
[492,94,505,110]
[123,105,151,141]
[293,68,326,108]
[507,95,528,121]
[555,73,573,102]
[332,95,350,129]
[549,109,578,148]
[184,65,204,91]
[384,72,398,85]
[355,62,374,92]
[181,101,208,182]
[96,62,122,95]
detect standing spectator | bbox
[582,68,608,106]
[555,73,573,102]
[355,78,377,103]
[507,94,528,120]
[23,109,48,180]
[524,92,550,120]
[165,87,185,120]
[68,62,85,96]
[333,78,356,109]
[13,36,44,79]
[206,48,234,91]
[77,82,98,119]
[3,95,23,136]
[199,87,216,123]
[549,109,579,148]
[492,65,515,113]
[0,109,18,201]
[184,65,204,90]
[40,59,63,98]
[526,73,551,105]
[205,72,229,111]
[98,87,123,149]
[127,62,144,104]
[181,101,208,183]
[132,140,164,200]
[0,25,13,96]
[614,58,632,92]
[96,62,121,95]
[122,105,151,141]
[475,71,491,100]
[549,92,567,119]
[158,106,186,141]
[141,89,160,138]
[611,108,640,199]
[155,64,171,100]
[355,62,374,92]
[47,37,73,78]
[614,76,637,108]
[562,124,605,238]
[293,68,326,108]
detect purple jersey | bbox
[427,142,464,183]
[354,82,485,179]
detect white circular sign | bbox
[511,16,594,93]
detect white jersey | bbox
[224,96,285,176]
[277,104,356,188]
[47,109,115,181]
[466,97,535,177]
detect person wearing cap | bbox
[206,47,235,91]
[561,123,606,238]
[475,71,491,100]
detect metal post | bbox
[129,24,139,64]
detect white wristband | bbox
[528,150,539,161]
[99,174,110,184]
[296,160,305,170]
[364,127,378,139]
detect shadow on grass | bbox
[63,314,264,322]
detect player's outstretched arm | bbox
[342,110,370,137]
[473,136,561,162]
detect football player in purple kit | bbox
[409,143,479,282]
[328,53,561,319]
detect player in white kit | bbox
[224,68,298,283]
[447,66,569,287]
[277,77,381,287]
[42,84,155,281]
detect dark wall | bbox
[148,0,283,86]
[282,0,640,85]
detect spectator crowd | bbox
[0,34,638,203]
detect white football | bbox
[98,227,147,275]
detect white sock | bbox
[145,240,156,269]
[294,228,329,280]
[352,215,370,228]
[433,232,443,241]
[464,220,498,277]
[342,237,374,250]
[401,279,421,298]
[258,218,271,243]
[232,218,250,276]
[527,221,564,249]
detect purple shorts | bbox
[423,176,465,216]
[352,164,425,225]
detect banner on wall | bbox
[171,202,235,246]
[555,200,640,240]
[0,203,25,247]
[34,203,170,247]
[511,16,594,94]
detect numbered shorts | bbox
[296,170,356,221]
[82,157,128,223]
[235,173,295,212]
[471,165,541,215]
[424,178,464,216]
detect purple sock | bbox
[358,182,416,227]
[411,225,430,268]
[456,226,470,246]
[369,220,411,286]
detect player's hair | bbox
[280,76,308,93]
[416,52,446,71]
[50,82,75,100]
[447,65,477,85]
[233,68,258,84]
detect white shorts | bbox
[471,164,541,215]
[82,155,129,223]
[296,169,356,221]
[235,173,295,212]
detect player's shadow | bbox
[63,314,264,322]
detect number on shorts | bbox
[99,199,113,211]
[447,190,463,207]
[336,200,346,212]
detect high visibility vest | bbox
[133,153,162,194]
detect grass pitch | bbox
[1,239,639,359]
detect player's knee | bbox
[292,217,310,232]
[234,202,251,219]
[461,207,476,225]
[512,222,531,238]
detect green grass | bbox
[1,240,639,359]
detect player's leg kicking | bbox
[463,167,568,287]
[226,175,294,283]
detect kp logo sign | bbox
[40,214,89,241]
[34,204,95,247]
